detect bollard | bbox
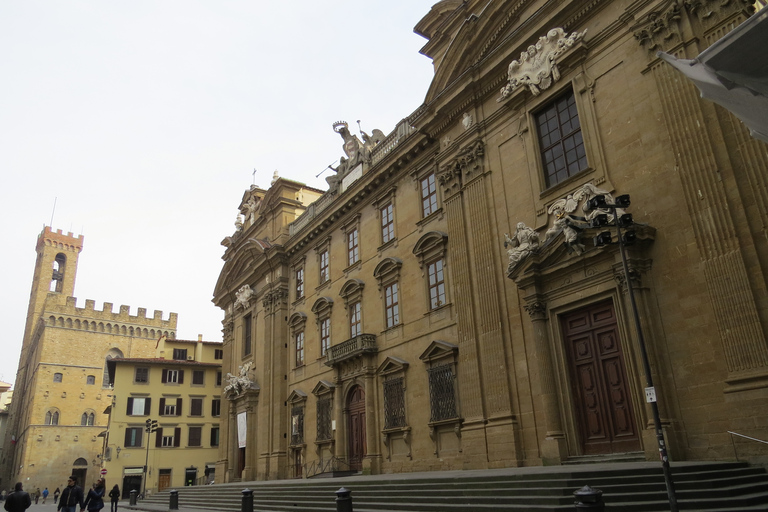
[241,489,253,512]
[169,489,179,511]
[335,487,353,512]
[573,485,604,511]
[129,490,137,506]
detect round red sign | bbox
[100,469,107,475]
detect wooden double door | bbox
[347,385,366,470]
[562,301,641,455]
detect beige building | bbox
[103,337,223,497]
[1,227,176,490]
[212,0,768,482]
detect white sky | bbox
[0,1,438,385]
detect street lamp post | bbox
[590,194,679,512]
[143,418,158,499]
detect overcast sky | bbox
[0,1,438,385]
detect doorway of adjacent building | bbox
[121,474,142,499]
[561,300,641,455]
[347,385,366,471]
[71,459,88,488]
[158,469,172,491]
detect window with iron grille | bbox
[428,259,446,309]
[381,203,394,244]
[348,228,360,266]
[421,173,438,217]
[383,377,406,429]
[316,397,332,441]
[536,88,587,188]
[173,348,188,361]
[349,301,362,337]
[320,317,330,357]
[290,405,304,446]
[427,363,458,422]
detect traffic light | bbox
[145,418,158,433]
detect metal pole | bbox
[169,490,178,511]
[143,426,150,498]
[335,487,353,512]
[615,211,678,512]
[241,489,253,512]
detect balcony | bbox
[325,334,378,367]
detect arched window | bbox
[45,410,60,425]
[103,348,124,387]
[86,375,95,385]
[50,253,66,292]
[81,412,95,426]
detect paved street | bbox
[22,503,124,512]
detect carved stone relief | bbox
[634,2,682,55]
[234,285,254,310]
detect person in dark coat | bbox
[53,488,61,504]
[57,476,84,512]
[81,479,105,512]
[107,485,119,512]
[3,483,31,512]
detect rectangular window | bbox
[192,370,204,385]
[290,406,304,446]
[162,434,175,447]
[316,397,332,441]
[385,283,400,328]
[190,398,203,416]
[124,427,143,448]
[163,398,178,416]
[134,368,149,384]
[427,363,458,422]
[428,259,446,309]
[216,371,222,386]
[349,301,362,338]
[384,376,407,429]
[211,398,221,417]
[381,203,394,244]
[188,426,202,447]
[347,228,359,266]
[126,397,150,416]
[295,331,305,367]
[421,173,438,217]
[157,427,181,448]
[319,249,329,283]
[172,348,188,361]
[214,349,223,360]
[243,314,252,356]
[210,427,220,447]
[166,370,179,384]
[536,89,587,188]
[320,318,330,357]
[295,267,304,299]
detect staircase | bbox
[130,461,768,512]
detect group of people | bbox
[3,477,120,512]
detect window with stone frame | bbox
[80,411,95,426]
[312,297,333,358]
[126,396,151,416]
[343,215,362,270]
[295,266,305,300]
[124,427,143,448]
[419,341,460,424]
[287,390,307,447]
[339,279,365,339]
[378,357,409,430]
[288,313,308,368]
[192,370,204,385]
[190,397,204,416]
[172,348,188,361]
[313,381,334,443]
[535,87,587,189]
[45,409,60,425]
[134,367,149,384]
[381,203,395,244]
[243,313,253,356]
[413,231,449,311]
[188,426,202,447]
[315,236,332,287]
[374,258,403,329]
[420,172,439,218]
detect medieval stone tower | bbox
[1,227,177,489]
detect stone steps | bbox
[130,461,768,512]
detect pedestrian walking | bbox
[4,483,31,512]
[81,479,105,512]
[53,488,61,504]
[33,490,40,505]
[42,488,49,504]
[107,485,119,512]
[57,477,83,512]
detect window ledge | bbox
[416,208,443,229]
[377,238,397,252]
[343,260,362,274]
[424,302,452,316]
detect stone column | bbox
[524,300,566,464]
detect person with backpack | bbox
[3,483,31,512]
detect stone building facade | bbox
[1,227,176,490]
[213,0,768,481]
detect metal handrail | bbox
[304,456,351,479]
[727,431,768,461]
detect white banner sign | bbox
[237,411,247,448]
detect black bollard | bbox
[129,490,137,506]
[169,489,179,511]
[573,485,604,511]
[241,489,253,512]
[335,487,353,512]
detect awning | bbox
[658,8,768,143]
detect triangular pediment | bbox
[419,340,458,362]
[377,356,410,375]
[312,380,335,396]
[287,389,307,404]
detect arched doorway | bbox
[561,300,640,455]
[71,458,89,487]
[346,385,366,471]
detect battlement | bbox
[37,226,84,253]
[43,295,177,340]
